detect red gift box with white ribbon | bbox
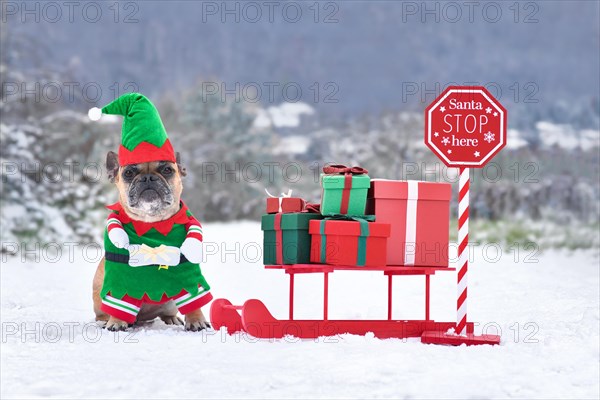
[366,179,451,267]
[265,189,306,214]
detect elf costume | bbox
[89,93,212,324]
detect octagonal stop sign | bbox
[425,86,507,168]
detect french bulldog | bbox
[92,151,210,332]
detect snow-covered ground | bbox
[1,221,599,399]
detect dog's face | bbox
[106,151,187,222]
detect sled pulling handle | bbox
[222,305,243,311]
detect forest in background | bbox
[1,2,599,253]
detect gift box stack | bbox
[262,190,322,265]
[261,165,451,268]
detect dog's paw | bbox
[106,317,130,331]
[185,311,211,332]
[160,315,184,326]
[185,319,211,332]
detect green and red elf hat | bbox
[88,93,176,165]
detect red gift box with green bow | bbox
[309,215,390,267]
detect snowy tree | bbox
[160,80,278,221]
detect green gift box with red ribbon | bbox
[262,213,323,265]
[309,215,390,267]
[320,165,370,216]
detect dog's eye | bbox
[162,166,174,176]
[123,169,135,179]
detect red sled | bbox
[210,263,499,345]
[212,298,474,339]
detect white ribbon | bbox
[404,180,419,265]
[265,188,293,212]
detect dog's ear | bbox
[106,151,120,183]
[176,152,187,177]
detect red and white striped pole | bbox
[456,167,470,336]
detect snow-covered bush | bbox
[1,116,118,254]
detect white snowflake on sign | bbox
[474,151,480,157]
[485,107,492,114]
[442,137,450,146]
[484,131,495,143]
[447,149,452,154]
[493,111,498,117]
[434,132,439,137]
[440,106,446,112]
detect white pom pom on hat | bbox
[88,107,102,121]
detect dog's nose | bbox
[139,174,159,183]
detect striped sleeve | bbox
[185,216,203,242]
[106,212,124,232]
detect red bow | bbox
[322,164,368,175]
[303,203,321,213]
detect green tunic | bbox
[102,207,209,302]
